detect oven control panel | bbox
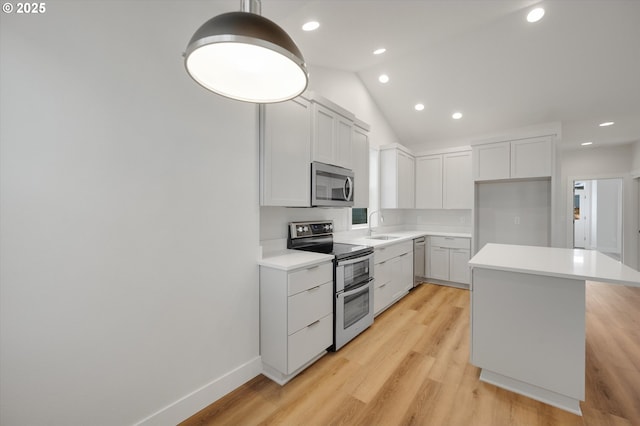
[289,221,333,239]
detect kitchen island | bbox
[468,244,640,415]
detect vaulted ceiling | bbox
[209,1,640,150]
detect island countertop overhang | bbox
[469,243,640,287]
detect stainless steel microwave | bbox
[311,162,354,207]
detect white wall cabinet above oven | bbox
[260,97,311,207]
[260,260,333,385]
[260,93,369,208]
[311,100,355,170]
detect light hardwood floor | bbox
[182,282,640,426]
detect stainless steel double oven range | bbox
[288,221,374,350]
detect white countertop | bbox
[334,230,471,248]
[258,249,333,271]
[469,243,640,287]
[259,230,471,271]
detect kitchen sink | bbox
[368,235,401,240]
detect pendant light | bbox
[184,0,308,103]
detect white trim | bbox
[134,356,262,426]
[479,369,582,416]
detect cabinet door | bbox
[260,99,311,207]
[429,246,450,280]
[449,249,471,284]
[374,260,392,315]
[352,126,370,208]
[398,150,415,208]
[415,155,443,209]
[388,256,405,301]
[399,252,414,293]
[510,137,552,179]
[443,151,472,209]
[336,116,353,169]
[312,103,335,165]
[473,142,510,181]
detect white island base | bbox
[469,244,640,415]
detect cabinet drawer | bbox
[373,259,391,289]
[288,282,333,334]
[288,313,333,373]
[430,236,470,250]
[374,240,413,264]
[288,262,333,296]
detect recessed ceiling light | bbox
[302,21,320,31]
[378,74,389,84]
[581,142,593,146]
[373,48,386,55]
[415,103,425,111]
[599,121,615,127]
[452,112,463,120]
[527,7,545,23]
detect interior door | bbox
[573,187,587,248]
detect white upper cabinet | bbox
[473,142,510,181]
[473,137,553,181]
[381,145,415,209]
[351,122,370,208]
[443,151,472,209]
[311,101,353,170]
[415,150,472,209]
[260,98,311,207]
[510,138,553,179]
[415,155,443,209]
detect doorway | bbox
[573,178,623,261]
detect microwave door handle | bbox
[344,176,353,201]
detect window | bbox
[352,208,368,225]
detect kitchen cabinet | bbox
[415,151,472,209]
[415,155,442,209]
[260,98,311,207]
[473,137,553,181]
[427,236,471,285]
[311,101,354,169]
[380,145,415,209]
[351,121,370,208]
[373,240,413,315]
[260,261,333,385]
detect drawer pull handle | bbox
[308,320,321,328]
[379,283,387,288]
[445,237,454,240]
[307,285,321,292]
[307,265,320,270]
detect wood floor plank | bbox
[181,283,640,426]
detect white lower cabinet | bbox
[260,261,333,385]
[427,236,471,285]
[373,240,413,315]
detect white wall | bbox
[559,144,638,269]
[476,180,552,250]
[632,140,640,176]
[1,2,261,425]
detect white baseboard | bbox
[134,356,262,426]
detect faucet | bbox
[368,210,384,236]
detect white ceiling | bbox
[211,0,640,150]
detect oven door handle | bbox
[342,277,374,297]
[337,253,373,267]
